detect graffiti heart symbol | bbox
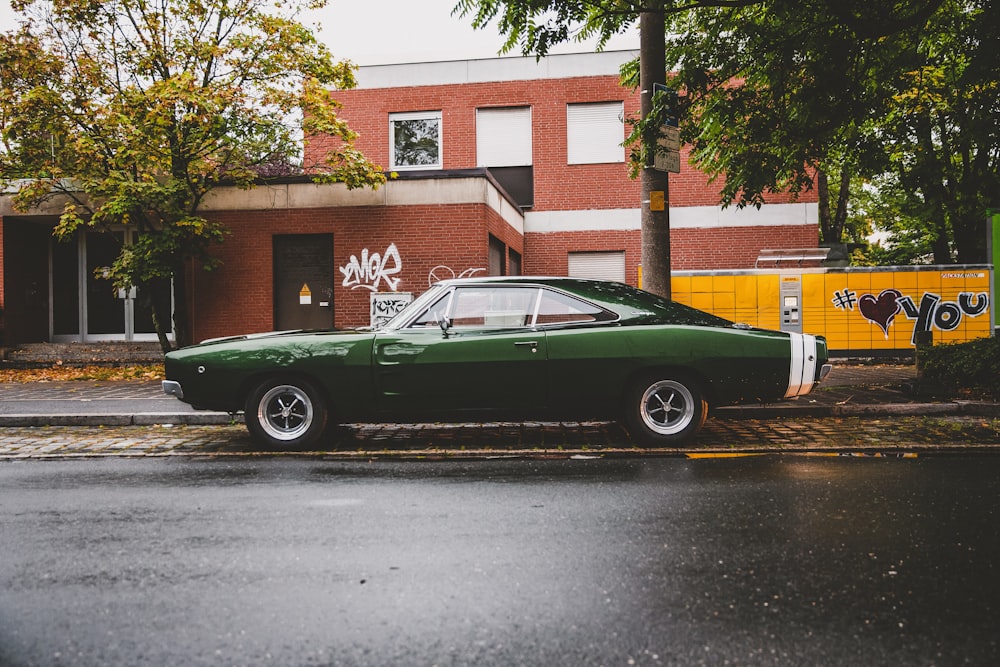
[859,289,903,337]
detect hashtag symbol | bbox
[831,289,857,310]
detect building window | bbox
[477,106,534,208]
[566,102,624,165]
[508,248,522,276]
[477,107,531,167]
[568,250,626,282]
[488,234,506,276]
[390,111,442,170]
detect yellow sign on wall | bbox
[671,267,993,354]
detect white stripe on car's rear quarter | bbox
[785,333,818,398]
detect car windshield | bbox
[379,284,448,331]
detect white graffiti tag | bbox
[427,265,485,286]
[371,292,413,328]
[340,243,402,292]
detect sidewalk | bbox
[1,362,998,427]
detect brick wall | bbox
[525,224,820,284]
[186,203,522,339]
[314,78,818,212]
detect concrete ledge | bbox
[836,403,961,416]
[132,412,240,425]
[716,404,836,418]
[0,412,236,427]
[955,401,1000,417]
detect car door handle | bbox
[514,341,539,353]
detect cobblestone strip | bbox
[2,415,999,459]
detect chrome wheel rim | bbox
[640,380,695,435]
[257,384,313,442]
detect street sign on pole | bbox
[660,125,680,151]
[654,149,681,173]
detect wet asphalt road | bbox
[2,456,998,666]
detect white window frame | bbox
[476,106,532,167]
[390,110,443,170]
[566,102,625,165]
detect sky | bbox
[0,0,639,66]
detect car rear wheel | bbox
[625,374,708,446]
[245,378,328,448]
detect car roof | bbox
[431,276,734,328]
[433,276,646,317]
[434,275,620,294]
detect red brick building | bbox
[0,51,817,347]
[314,51,817,279]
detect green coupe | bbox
[163,277,831,447]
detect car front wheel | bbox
[625,374,708,446]
[245,378,328,448]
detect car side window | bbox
[535,288,613,325]
[451,287,537,327]
[409,286,540,329]
[407,285,611,329]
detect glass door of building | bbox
[50,231,172,342]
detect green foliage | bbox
[454,0,639,57]
[920,336,1000,399]
[456,0,999,263]
[622,86,676,179]
[1,0,387,348]
[849,173,944,266]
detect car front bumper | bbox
[162,380,184,400]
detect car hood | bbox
[168,328,372,356]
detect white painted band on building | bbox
[524,202,818,234]
[199,178,525,235]
[354,51,640,89]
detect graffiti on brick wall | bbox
[427,265,485,286]
[831,285,990,345]
[340,243,402,292]
[371,292,412,328]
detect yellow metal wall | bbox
[671,267,993,353]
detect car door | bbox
[373,285,547,417]
[534,287,627,414]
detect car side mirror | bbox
[438,316,451,338]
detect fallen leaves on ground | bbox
[0,365,164,383]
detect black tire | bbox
[244,378,328,448]
[624,373,708,446]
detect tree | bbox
[875,0,1000,263]
[661,0,997,264]
[0,0,386,350]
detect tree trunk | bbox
[170,263,191,350]
[639,2,670,298]
[817,170,832,243]
[833,167,851,243]
[914,111,954,264]
[143,278,174,353]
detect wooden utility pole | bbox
[639,2,670,298]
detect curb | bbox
[2,402,999,428]
[0,412,237,427]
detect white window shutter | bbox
[568,251,626,282]
[566,102,624,164]
[477,107,532,167]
